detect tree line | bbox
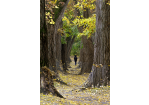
[40,0,110,97]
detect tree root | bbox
[54,78,69,86]
[40,66,65,98]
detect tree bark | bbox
[61,43,68,72]
[66,35,75,64]
[79,36,94,74]
[56,20,62,71]
[46,0,70,72]
[79,8,94,74]
[40,0,70,97]
[77,41,83,68]
[40,0,49,67]
[47,24,57,72]
[84,0,110,88]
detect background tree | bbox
[60,0,79,70]
[61,33,68,72]
[72,0,96,74]
[79,7,94,74]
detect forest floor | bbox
[40,57,110,105]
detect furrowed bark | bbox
[40,0,49,67]
[83,0,110,87]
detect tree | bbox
[83,0,110,88]
[40,0,70,96]
[60,0,80,70]
[69,0,96,73]
[66,35,76,64]
[79,35,94,74]
[61,38,68,72]
[40,0,49,67]
[45,0,70,73]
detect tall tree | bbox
[60,0,80,69]
[72,0,96,71]
[45,0,70,73]
[40,0,60,96]
[84,0,110,88]
[40,0,49,67]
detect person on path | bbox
[74,55,77,65]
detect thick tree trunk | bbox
[47,24,57,72]
[79,36,94,74]
[40,0,70,97]
[79,8,94,74]
[40,0,49,67]
[84,0,110,87]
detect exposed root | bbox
[55,78,69,86]
[40,66,65,98]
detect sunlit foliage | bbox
[73,14,96,37]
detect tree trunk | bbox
[79,36,94,74]
[77,43,83,68]
[46,0,70,72]
[84,0,110,88]
[79,8,94,74]
[40,0,70,97]
[61,35,75,72]
[47,24,57,72]
[61,43,68,72]
[40,0,49,67]
[56,20,62,71]
[66,35,75,64]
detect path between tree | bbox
[40,57,110,105]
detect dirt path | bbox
[40,57,110,105]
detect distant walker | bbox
[74,55,77,65]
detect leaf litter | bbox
[40,58,110,105]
